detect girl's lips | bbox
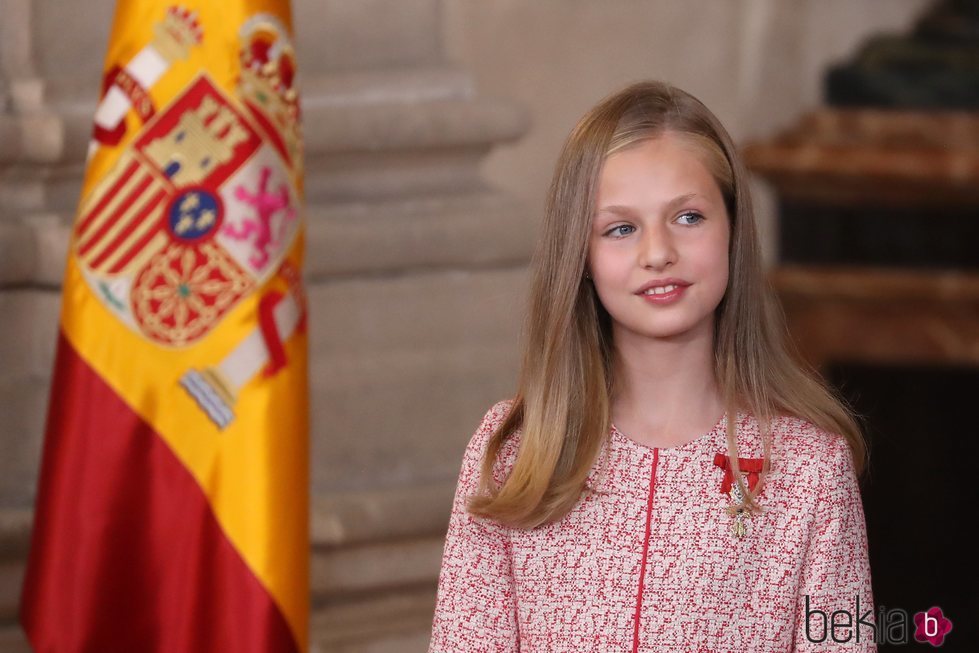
[638,284,688,304]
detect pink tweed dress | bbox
[428,399,876,652]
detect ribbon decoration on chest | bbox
[712,453,764,494]
[713,453,765,538]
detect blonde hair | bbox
[469,80,868,530]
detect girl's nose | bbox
[638,222,677,269]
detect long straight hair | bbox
[469,80,868,530]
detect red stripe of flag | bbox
[20,331,300,653]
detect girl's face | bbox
[587,132,731,343]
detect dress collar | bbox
[584,411,755,494]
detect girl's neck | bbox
[609,323,724,448]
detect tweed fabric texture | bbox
[429,399,876,652]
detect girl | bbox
[429,81,876,652]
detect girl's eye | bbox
[604,224,635,237]
[603,213,703,237]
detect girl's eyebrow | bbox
[596,192,701,217]
[595,205,638,219]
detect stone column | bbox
[294,1,531,650]
[0,1,531,650]
[1,0,71,646]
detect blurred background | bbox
[1,0,976,650]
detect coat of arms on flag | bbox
[73,8,306,427]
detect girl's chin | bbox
[610,312,716,341]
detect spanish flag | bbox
[20,2,308,651]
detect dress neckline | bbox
[610,411,729,454]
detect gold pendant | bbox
[727,479,750,538]
[731,510,749,538]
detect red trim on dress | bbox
[632,448,659,652]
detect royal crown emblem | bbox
[236,14,302,171]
